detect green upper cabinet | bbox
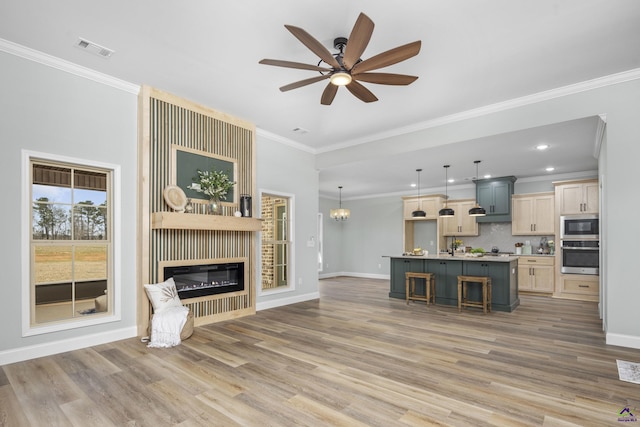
[475,176,516,222]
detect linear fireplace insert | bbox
[163,261,244,299]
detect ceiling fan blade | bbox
[279,74,330,92]
[346,80,378,103]
[285,25,341,69]
[321,83,339,105]
[353,72,419,85]
[342,13,374,70]
[352,41,421,74]
[259,59,332,72]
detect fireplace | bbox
[163,261,244,300]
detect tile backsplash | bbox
[452,223,554,253]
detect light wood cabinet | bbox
[517,256,554,293]
[442,199,479,236]
[557,274,599,301]
[512,193,555,235]
[402,195,446,254]
[555,180,599,214]
[402,195,444,220]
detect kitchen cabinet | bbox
[402,195,444,220]
[388,256,520,312]
[463,260,519,309]
[555,180,599,214]
[475,176,517,222]
[511,193,555,235]
[389,258,425,299]
[557,274,599,301]
[517,256,554,293]
[402,195,447,254]
[442,199,479,236]
[426,258,463,306]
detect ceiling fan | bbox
[259,12,421,105]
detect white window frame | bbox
[258,189,295,296]
[21,150,122,336]
[317,213,323,272]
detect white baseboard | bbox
[0,326,138,366]
[257,292,320,311]
[319,272,390,280]
[606,332,640,350]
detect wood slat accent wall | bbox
[138,86,256,335]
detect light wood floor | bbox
[2,277,639,426]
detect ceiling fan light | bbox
[330,72,352,86]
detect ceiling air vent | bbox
[75,38,114,58]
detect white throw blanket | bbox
[147,305,189,348]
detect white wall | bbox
[0,51,139,363]
[255,135,321,309]
[319,196,345,276]
[320,195,403,278]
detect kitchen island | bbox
[387,254,520,312]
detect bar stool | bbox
[405,272,436,306]
[457,275,492,314]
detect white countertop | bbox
[387,254,519,262]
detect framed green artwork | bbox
[171,145,237,203]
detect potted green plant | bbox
[187,169,235,215]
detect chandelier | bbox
[330,186,350,221]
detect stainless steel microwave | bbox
[560,214,599,239]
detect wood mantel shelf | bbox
[151,211,262,231]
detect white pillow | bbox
[144,277,183,313]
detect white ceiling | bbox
[2,1,639,198]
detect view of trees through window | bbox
[30,161,111,325]
[33,197,107,240]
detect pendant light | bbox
[330,186,350,221]
[438,165,455,217]
[468,160,487,216]
[412,168,426,217]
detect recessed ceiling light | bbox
[536,144,550,150]
[483,174,491,179]
[448,179,455,183]
[410,183,417,188]
[546,167,555,172]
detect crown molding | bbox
[0,38,140,95]
[317,68,640,154]
[256,128,316,154]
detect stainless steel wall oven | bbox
[560,240,599,275]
